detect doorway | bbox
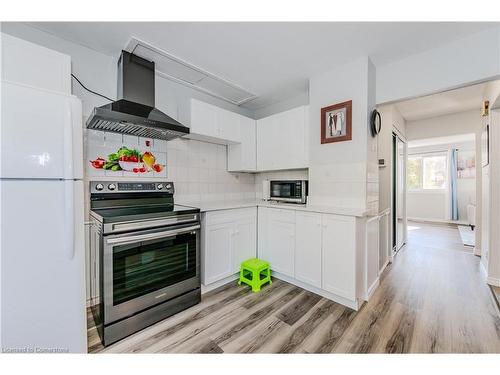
[392,132,407,254]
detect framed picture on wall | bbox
[321,100,352,144]
[481,123,489,167]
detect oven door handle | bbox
[106,224,200,246]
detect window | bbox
[407,153,447,190]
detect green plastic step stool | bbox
[238,258,272,292]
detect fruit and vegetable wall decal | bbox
[90,146,165,174]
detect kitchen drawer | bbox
[205,207,256,226]
[266,207,295,223]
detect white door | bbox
[295,212,322,287]
[1,179,87,352]
[232,216,257,272]
[267,210,295,277]
[321,215,356,300]
[204,223,233,284]
[1,81,83,179]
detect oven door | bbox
[102,222,200,324]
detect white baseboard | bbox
[487,276,500,287]
[272,271,360,311]
[201,274,239,294]
[366,278,380,301]
[408,217,468,226]
[379,259,389,275]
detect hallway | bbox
[346,220,500,352]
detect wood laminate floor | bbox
[88,221,500,353]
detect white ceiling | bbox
[395,81,490,121]
[25,22,498,111]
[408,133,475,148]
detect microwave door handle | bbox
[106,224,200,246]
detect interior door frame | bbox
[391,129,408,256]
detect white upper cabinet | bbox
[190,99,218,139]
[227,115,256,172]
[188,99,243,144]
[217,107,241,143]
[1,33,71,94]
[188,99,309,172]
[256,105,309,171]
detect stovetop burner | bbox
[89,180,200,232]
[91,204,199,224]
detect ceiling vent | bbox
[125,37,257,106]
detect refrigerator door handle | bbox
[63,100,74,179]
[64,180,75,260]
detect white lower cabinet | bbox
[232,215,257,273]
[295,212,322,288]
[202,207,257,286]
[321,215,356,300]
[258,207,360,308]
[258,208,295,277]
[204,223,234,285]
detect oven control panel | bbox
[90,181,174,194]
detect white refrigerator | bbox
[1,80,87,353]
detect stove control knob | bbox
[95,183,104,191]
[166,183,172,190]
[108,183,116,191]
[157,184,164,190]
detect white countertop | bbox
[178,199,369,217]
[178,199,258,212]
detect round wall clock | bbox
[370,109,381,137]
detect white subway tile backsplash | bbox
[152,139,167,152]
[123,134,139,147]
[104,132,123,146]
[87,129,105,144]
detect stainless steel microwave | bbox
[268,180,308,204]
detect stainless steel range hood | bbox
[86,51,189,141]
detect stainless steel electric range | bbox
[88,181,201,346]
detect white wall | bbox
[407,141,476,223]
[377,27,500,105]
[406,110,482,140]
[406,108,482,226]
[308,57,377,211]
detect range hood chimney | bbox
[86,51,189,141]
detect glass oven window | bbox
[112,232,196,305]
